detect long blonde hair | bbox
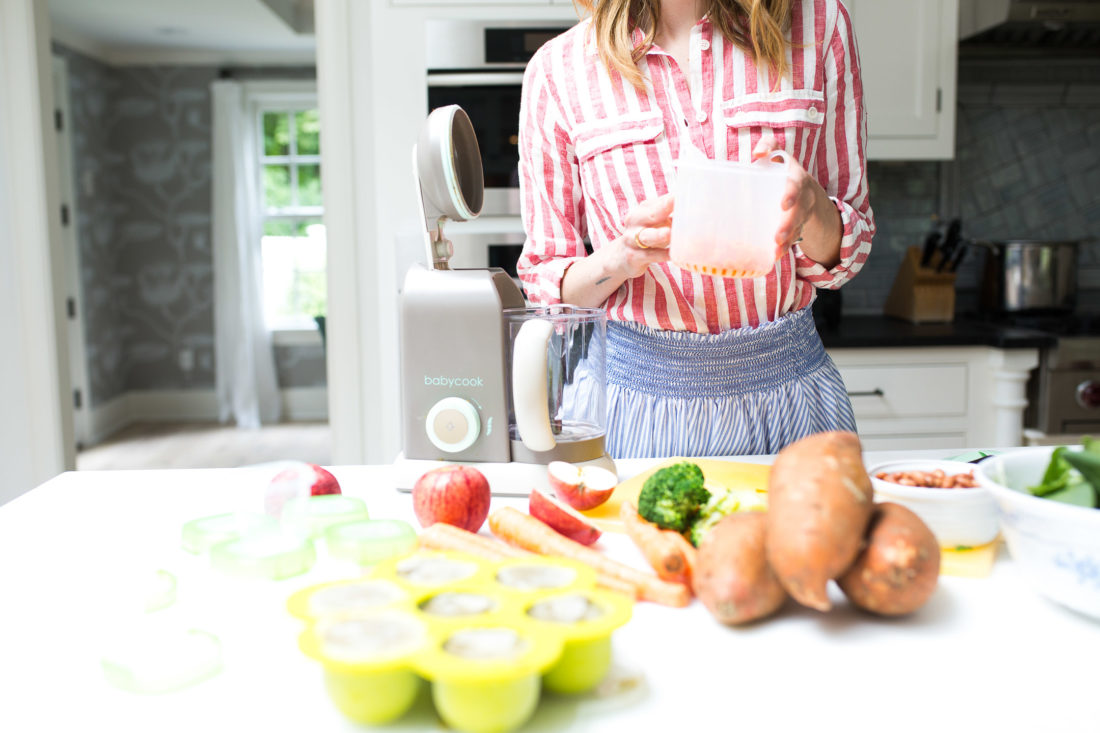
[573,0,793,90]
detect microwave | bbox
[426,20,573,217]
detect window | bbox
[258,104,325,332]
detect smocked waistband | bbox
[606,307,828,398]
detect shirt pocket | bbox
[721,89,826,130]
[573,111,665,162]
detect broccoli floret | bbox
[637,462,710,532]
[688,489,742,547]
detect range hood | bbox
[959,1,1100,49]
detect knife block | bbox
[883,246,957,323]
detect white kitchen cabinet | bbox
[828,346,1039,451]
[844,0,958,159]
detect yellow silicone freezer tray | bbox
[289,550,633,733]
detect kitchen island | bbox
[1,453,1095,733]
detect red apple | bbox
[412,465,491,533]
[529,487,602,546]
[546,461,618,511]
[265,462,341,517]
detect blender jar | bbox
[504,306,607,464]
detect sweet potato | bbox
[693,513,787,625]
[837,502,940,616]
[765,431,873,611]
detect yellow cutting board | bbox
[583,456,999,578]
[582,457,770,534]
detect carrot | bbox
[417,522,530,559]
[419,521,636,598]
[488,507,692,608]
[619,501,697,588]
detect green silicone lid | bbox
[325,519,417,565]
[101,626,222,695]
[181,512,277,554]
[210,531,316,580]
[145,569,178,612]
[281,495,370,538]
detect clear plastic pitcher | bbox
[503,305,607,464]
[669,150,791,278]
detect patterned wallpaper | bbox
[111,65,217,393]
[54,45,326,407]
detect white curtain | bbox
[211,80,281,429]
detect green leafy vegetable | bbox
[1028,437,1100,508]
[687,489,741,548]
[1043,480,1095,508]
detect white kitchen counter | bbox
[1,452,1096,733]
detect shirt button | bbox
[696,109,708,123]
[807,106,819,120]
[700,39,711,51]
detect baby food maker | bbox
[394,105,614,494]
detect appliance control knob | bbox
[1077,380,1100,409]
[425,397,481,453]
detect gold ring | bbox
[634,229,650,249]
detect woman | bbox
[516,0,874,458]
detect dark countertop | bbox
[817,314,1053,349]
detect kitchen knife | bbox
[936,218,962,272]
[946,239,968,272]
[920,229,942,268]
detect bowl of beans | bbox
[866,459,999,550]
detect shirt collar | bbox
[583,16,712,57]
[583,23,645,56]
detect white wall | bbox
[317,1,577,465]
[0,0,74,504]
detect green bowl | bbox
[181,512,276,554]
[325,519,416,565]
[281,495,369,539]
[522,589,633,695]
[299,609,429,724]
[101,626,222,694]
[323,668,423,724]
[210,531,316,580]
[432,675,540,733]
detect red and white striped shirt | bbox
[516,0,874,333]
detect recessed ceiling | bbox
[48,0,316,65]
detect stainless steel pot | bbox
[976,240,1080,313]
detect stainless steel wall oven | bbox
[426,20,572,219]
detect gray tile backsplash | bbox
[54,44,326,407]
[846,56,1100,315]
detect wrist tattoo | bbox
[596,277,610,285]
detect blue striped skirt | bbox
[604,307,856,459]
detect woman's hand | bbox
[753,135,843,268]
[610,193,675,279]
[561,193,674,307]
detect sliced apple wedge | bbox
[546,461,618,511]
[529,487,602,546]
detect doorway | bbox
[51,54,91,451]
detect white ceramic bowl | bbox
[867,459,998,549]
[976,446,1100,620]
